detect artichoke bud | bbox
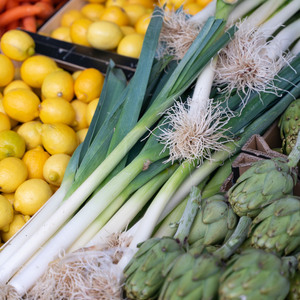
[249,196,300,255]
[188,194,238,246]
[219,248,292,300]
[287,271,300,300]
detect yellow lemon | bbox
[100,6,130,26]
[0,99,18,128]
[72,70,83,80]
[70,18,93,47]
[74,68,104,103]
[86,98,99,125]
[2,88,40,122]
[76,128,89,144]
[106,0,126,7]
[39,97,77,127]
[71,99,88,131]
[196,0,212,8]
[120,25,136,35]
[135,12,152,35]
[60,9,84,27]
[14,179,53,216]
[43,153,71,186]
[16,121,43,150]
[0,157,28,193]
[88,0,106,3]
[183,2,203,14]
[1,213,28,242]
[117,33,144,58]
[20,55,59,88]
[0,30,35,61]
[41,123,79,155]
[0,54,14,87]
[0,130,26,160]
[127,0,155,9]
[22,146,50,179]
[41,69,74,102]
[87,20,124,50]
[0,113,11,132]
[3,80,32,95]
[0,195,14,231]
[123,4,147,26]
[2,193,15,205]
[81,3,105,21]
[50,26,72,43]
[171,0,194,9]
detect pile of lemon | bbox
[47,0,212,59]
[0,30,104,246]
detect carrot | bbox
[4,0,19,31]
[0,0,7,13]
[0,2,54,27]
[22,15,37,32]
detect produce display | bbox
[0,0,299,299]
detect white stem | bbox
[258,0,300,37]
[291,39,300,56]
[227,0,266,24]
[266,19,300,61]
[188,58,217,118]
[189,0,217,24]
[242,0,287,28]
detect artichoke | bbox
[249,195,300,255]
[278,98,300,155]
[219,248,298,300]
[188,194,238,246]
[158,216,252,300]
[227,157,296,217]
[287,271,300,300]
[123,186,201,299]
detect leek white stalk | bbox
[292,39,300,56]
[189,0,217,23]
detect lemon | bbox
[117,33,144,58]
[3,80,32,97]
[135,13,152,35]
[81,3,105,21]
[0,195,14,231]
[127,0,155,9]
[87,20,124,50]
[86,98,99,125]
[39,97,77,127]
[183,2,203,14]
[72,70,83,81]
[0,54,14,87]
[0,130,26,160]
[123,4,147,26]
[88,0,106,3]
[76,128,88,144]
[0,157,28,193]
[1,213,28,242]
[70,18,93,47]
[0,99,18,128]
[120,25,136,35]
[43,153,71,186]
[60,9,83,27]
[41,123,79,155]
[171,0,194,9]
[106,0,126,7]
[0,30,35,61]
[2,193,15,205]
[0,112,11,131]
[50,26,72,43]
[71,99,88,131]
[3,88,40,122]
[14,179,53,216]
[22,146,50,179]
[41,69,74,102]
[16,121,43,150]
[100,6,130,26]
[74,68,104,103]
[20,55,59,88]
[196,0,212,7]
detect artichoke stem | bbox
[214,216,252,260]
[281,255,298,277]
[287,131,300,168]
[173,186,201,246]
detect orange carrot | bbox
[4,0,19,31]
[0,0,7,13]
[0,2,54,27]
[22,15,37,32]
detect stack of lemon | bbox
[0,30,104,246]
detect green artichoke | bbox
[227,157,296,217]
[219,248,298,300]
[158,216,252,300]
[249,195,300,255]
[287,271,300,300]
[279,98,300,155]
[188,194,238,246]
